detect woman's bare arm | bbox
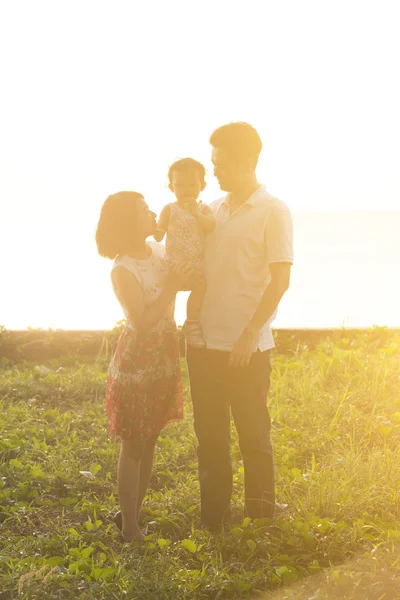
[112,267,177,336]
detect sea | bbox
[1,211,399,330]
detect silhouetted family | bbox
[96,122,293,541]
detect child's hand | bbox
[182,199,199,215]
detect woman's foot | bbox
[114,510,148,540]
[122,527,144,542]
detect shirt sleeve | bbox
[265,205,294,265]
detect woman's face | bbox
[135,196,157,238]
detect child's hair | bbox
[168,157,206,186]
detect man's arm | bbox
[229,203,293,367]
[112,266,177,336]
[246,263,291,332]
[229,263,291,367]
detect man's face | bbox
[212,146,249,192]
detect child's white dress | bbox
[165,202,206,288]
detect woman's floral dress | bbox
[105,242,183,453]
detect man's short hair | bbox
[209,122,262,167]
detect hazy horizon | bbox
[2,209,399,331]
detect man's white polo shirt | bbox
[200,185,293,352]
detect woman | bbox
[96,191,188,542]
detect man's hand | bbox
[229,327,258,368]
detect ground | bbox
[1,328,400,599]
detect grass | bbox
[0,328,400,599]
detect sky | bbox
[1,1,399,329]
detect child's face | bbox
[169,170,204,203]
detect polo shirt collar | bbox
[221,184,266,209]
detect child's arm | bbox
[153,204,171,242]
[192,202,216,233]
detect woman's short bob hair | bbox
[96,191,143,259]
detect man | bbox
[187,122,293,529]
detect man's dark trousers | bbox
[187,346,275,528]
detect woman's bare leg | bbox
[117,440,143,541]
[137,437,157,515]
[186,280,207,348]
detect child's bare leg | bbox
[185,279,207,348]
[118,440,143,542]
[187,279,206,321]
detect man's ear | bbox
[168,182,173,192]
[201,181,206,192]
[245,157,257,172]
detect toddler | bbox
[154,158,215,347]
